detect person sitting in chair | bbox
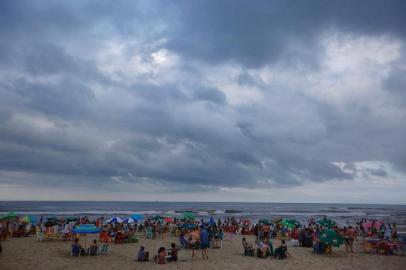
[71,238,84,256]
[242,237,254,256]
[274,239,288,259]
[256,241,270,258]
[88,239,98,256]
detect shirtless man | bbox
[190,228,200,259]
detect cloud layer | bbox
[0,0,405,202]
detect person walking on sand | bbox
[200,226,209,259]
[190,229,200,260]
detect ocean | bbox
[1,201,406,227]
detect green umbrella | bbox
[282,219,301,228]
[182,211,195,220]
[152,215,162,221]
[319,229,344,247]
[0,212,17,221]
[65,217,78,223]
[21,216,33,223]
[259,219,272,225]
[316,218,336,228]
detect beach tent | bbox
[131,213,144,221]
[182,211,196,220]
[319,229,344,247]
[0,212,18,221]
[316,218,336,228]
[282,219,301,228]
[107,217,123,223]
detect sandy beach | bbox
[1,234,405,270]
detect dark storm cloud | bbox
[166,0,406,67]
[0,0,405,192]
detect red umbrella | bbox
[363,221,384,231]
[164,217,173,223]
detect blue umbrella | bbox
[72,224,100,249]
[72,224,101,234]
[107,217,123,223]
[131,213,144,221]
[122,218,136,223]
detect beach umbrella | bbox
[182,212,195,220]
[316,218,336,228]
[65,217,78,223]
[130,213,144,221]
[164,217,173,223]
[319,229,344,247]
[259,219,272,225]
[0,212,18,221]
[44,217,59,227]
[181,223,197,229]
[21,215,36,224]
[242,219,251,225]
[122,218,136,223]
[152,215,163,221]
[72,224,101,249]
[362,221,384,231]
[272,217,283,223]
[107,217,123,223]
[282,219,301,228]
[72,224,100,234]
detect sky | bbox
[0,0,406,203]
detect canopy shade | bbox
[72,224,101,234]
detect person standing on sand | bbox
[190,229,200,260]
[200,226,209,259]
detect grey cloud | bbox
[0,0,405,194]
[165,0,406,67]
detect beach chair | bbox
[130,235,139,243]
[36,231,44,242]
[274,246,288,259]
[97,244,109,256]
